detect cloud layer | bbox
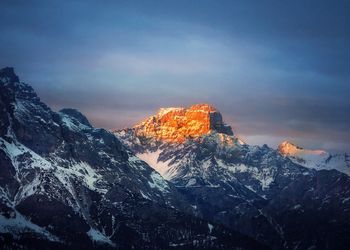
[1,0,349,152]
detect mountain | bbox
[278,141,350,176]
[132,104,233,143]
[0,67,266,249]
[115,104,350,250]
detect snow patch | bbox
[208,223,214,234]
[186,178,197,187]
[87,228,114,246]
[55,161,107,194]
[288,153,350,176]
[0,211,60,242]
[0,138,54,172]
[140,190,151,200]
[136,150,178,180]
[148,171,170,193]
[60,114,89,132]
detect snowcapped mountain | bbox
[115,104,350,250]
[278,141,350,176]
[0,68,266,249]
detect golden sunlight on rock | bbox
[133,104,233,143]
[278,141,326,156]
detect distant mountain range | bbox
[278,141,349,176]
[1,67,349,249]
[114,103,350,249]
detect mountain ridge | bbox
[114,105,350,249]
[0,67,266,249]
[278,140,350,176]
[2,67,350,249]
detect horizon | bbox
[1,1,349,152]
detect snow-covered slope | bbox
[115,104,350,250]
[278,141,350,176]
[0,67,265,249]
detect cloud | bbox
[0,0,349,152]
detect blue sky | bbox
[1,0,349,152]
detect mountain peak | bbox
[133,103,233,143]
[0,67,20,83]
[278,140,326,156]
[59,108,92,127]
[278,140,302,151]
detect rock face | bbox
[278,140,350,176]
[0,68,266,250]
[133,104,233,143]
[115,106,350,250]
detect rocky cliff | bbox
[133,104,233,143]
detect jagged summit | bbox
[278,140,326,156]
[0,67,20,83]
[59,108,92,127]
[278,141,302,155]
[132,103,233,143]
[0,67,40,102]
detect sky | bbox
[1,0,349,152]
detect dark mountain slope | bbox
[0,67,265,249]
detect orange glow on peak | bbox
[133,103,233,143]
